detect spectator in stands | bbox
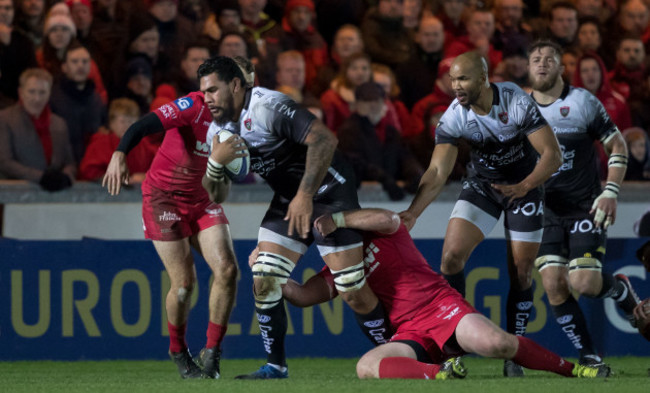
[445,8,502,73]
[50,43,105,164]
[275,50,320,113]
[281,0,328,90]
[37,10,107,103]
[623,127,650,181]
[361,0,413,69]
[123,55,154,116]
[337,82,423,201]
[172,40,210,96]
[320,52,372,133]
[147,0,196,68]
[66,0,93,45]
[79,98,156,182]
[395,15,445,109]
[215,0,241,34]
[609,36,646,99]
[310,24,364,97]
[573,52,631,131]
[372,63,413,137]
[0,68,76,191]
[629,67,650,130]
[238,0,285,87]
[403,0,422,30]
[313,0,365,46]
[217,31,251,59]
[561,47,579,83]
[545,2,579,47]
[493,46,530,89]
[575,0,610,22]
[409,57,455,141]
[603,0,649,56]
[178,0,212,37]
[14,0,45,47]
[437,0,467,43]
[492,0,532,56]
[0,0,37,107]
[577,17,609,67]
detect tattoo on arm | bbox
[300,121,336,195]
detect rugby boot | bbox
[197,347,221,379]
[578,354,606,367]
[572,363,611,378]
[443,357,468,378]
[235,363,288,379]
[435,361,456,380]
[503,359,525,377]
[169,349,203,379]
[614,274,641,327]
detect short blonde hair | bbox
[108,98,140,122]
[372,63,400,98]
[19,68,53,88]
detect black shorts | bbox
[259,168,362,256]
[538,206,606,262]
[451,178,544,242]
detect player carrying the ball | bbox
[102,71,247,379]
[201,56,390,379]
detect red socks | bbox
[378,357,442,379]
[512,336,574,377]
[206,322,227,349]
[167,322,187,353]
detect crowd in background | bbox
[1,0,650,198]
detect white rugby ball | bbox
[217,130,250,182]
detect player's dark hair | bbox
[197,55,245,84]
[528,40,563,60]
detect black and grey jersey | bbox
[435,82,548,183]
[207,87,351,200]
[532,84,619,212]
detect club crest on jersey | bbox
[560,106,570,117]
[498,111,508,124]
[244,118,252,130]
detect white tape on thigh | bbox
[534,255,568,271]
[252,252,296,308]
[331,261,366,293]
[568,257,602,272]
[450,200,498,237]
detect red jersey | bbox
[144,92,213,199]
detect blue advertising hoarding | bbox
[1,237,648,360]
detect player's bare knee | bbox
[488,332,516,359]
[569,275,599,297]
[568,258,602,297]
[441,249,466,274]
[356,355,378,379]
[512,261,533,288]
[174,280,195,303]
[542,279,570,302]
[213,257,238,284]
[252,251,295,309]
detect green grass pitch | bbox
[1,357,648,393]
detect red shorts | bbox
[141,184,229,241]
[390,289,478,364]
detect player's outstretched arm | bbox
[400,143,458,230]
[492,125,562,202]
[102,113,166,195]
[590,132,628,228]
[286,119,337,238]
[315,209,401,237]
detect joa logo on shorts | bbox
[174,97,194,111]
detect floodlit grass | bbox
[0,356,648,393]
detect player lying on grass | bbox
[256,208,611,379]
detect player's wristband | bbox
[206,157,225,182]
[332,212,346,228]
[602,181,620,198]
[608,154,628,169]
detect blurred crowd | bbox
[1,0,650,197]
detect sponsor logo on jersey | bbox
[517,301,533,311]
[205,207,223,216]
[471,132,483,143]
[194,140,210,157]
[158,211,181,222]
[174,97,194,111]
[560,106,570,117]
[442,306,460,320]
[159,104,176,119]
[498,111,509,124]
[244,118,252,130]
[557,315,573,324]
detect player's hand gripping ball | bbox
[217,130,250,181]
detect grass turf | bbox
[1,356,648,393]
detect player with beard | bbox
[102,73,248,379]
[273,208,611,379]
[200,56,390,379]
[399,51,563,377]
[527,40,640,368]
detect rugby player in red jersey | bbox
[102,77,248,379]
[274,208,611,379]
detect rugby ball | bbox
[217,130,250,182]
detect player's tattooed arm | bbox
[285,119,337,238]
